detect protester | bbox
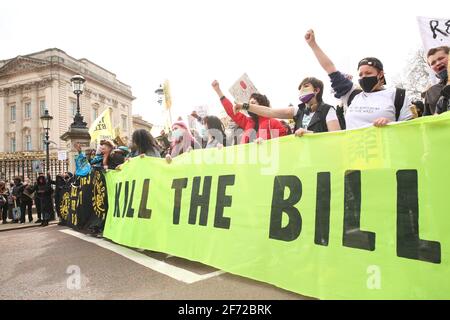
[423,46,449,115]
[0,181,9,224]
[280,120,293,135]
[304,29,413,129]
[19,178,34,223]
[167,121,201,162]
[211,80,288,143]
[11,177,24,223]
[225,119,244,146]
[32,174,54,227]
[234,77,340,137]
[108,146,129,169]
[90,139,115,170]
[191,128,205,148]
[74,142,92,177]
[202,115,227,148]
[53,174,65,222]
[155,130,171,157]
[129,129,162,158]
[87,149,97,163]
[436,93,450,114]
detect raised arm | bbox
[305,29,337,74]
[306,29,354,98]
[212,80,225,99]
[234,102,294,119]
[212,80,250,129]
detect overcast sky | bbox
[1,0,449,132]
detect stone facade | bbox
[0,48,135,154]
[132,115,153,133]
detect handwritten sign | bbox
[229,73,259,103]
[417,16,450,53]
[58,151,67,161]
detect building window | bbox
[92,108,99,121]
[39,100,46,116]
[24,102,31,119]
[25,135,32,151]
[121,115,127,131]
[39,133,45,150]
[10,105,16,121]
[70,99,77,117]
[10,137,16,152]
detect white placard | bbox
[417,16,450,53]
[32,160,43,173]
[58,151,67,161]
[229,73,259,103]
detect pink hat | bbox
[172,121,189,130]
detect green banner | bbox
[103,112,450,299]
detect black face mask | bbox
[436,69,448,82]
[358,76,379,93]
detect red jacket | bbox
[220,96,287,144]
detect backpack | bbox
[336,88,406,130]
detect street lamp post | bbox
[60,74,91,175]
[70,74,87,128]
[155,84,164,106]
[40,109,53,173]
[155,84,173,128]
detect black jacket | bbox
[424,80,445,115]
[293,102,334,133]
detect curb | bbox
[0,221,59,233]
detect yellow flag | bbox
[163,79,172,110]
[89,108,114,142]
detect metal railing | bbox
[0,152,69,184]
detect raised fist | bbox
[211,80,220,90]
[305,29,316,46]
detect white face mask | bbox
[200,127,207,138]
[172,129,183,140]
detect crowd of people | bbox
[0,172,73,227]
[70,32,448,178]
[1,30,448,234]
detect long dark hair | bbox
[249,93,270,132]
[132,129,159,155]
[204,116,227,146]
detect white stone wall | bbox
[0,49,134,153]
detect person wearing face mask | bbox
[190,111,208,148]
[305,29,413,130]
[234,77,341,137]
[166,121,201,162]
[424,46,449,115]
[211,80,288,144]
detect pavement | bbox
[0,225,314,300]
[0,213,59,232]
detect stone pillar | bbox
[60,128,91,174]
[31,82,40,151]
[0,90,5,152]
[15,86,24,152]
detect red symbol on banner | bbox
[240,81,247,90]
